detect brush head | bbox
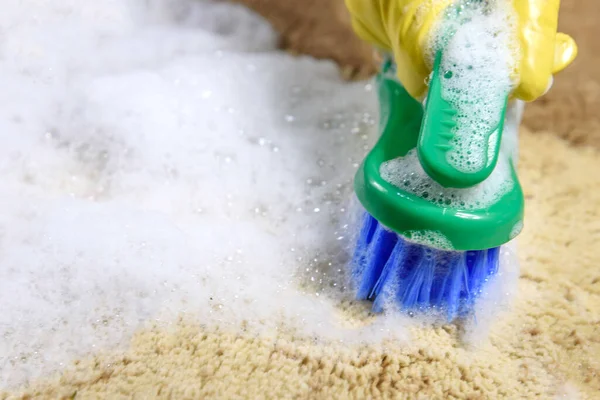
[353,60,524,252]
[351,213,500,320]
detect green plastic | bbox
[353,59,524,251]
[418,52,509,188]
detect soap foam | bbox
[406,230,454,251]
[0,0,397,388]
[380,147,514,210]
[460,241,520,345]
[0,0,520,388]
[429,0,518,173]
[510,220,524,239]
[359,238,520,328]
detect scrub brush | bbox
[350,47,524,321]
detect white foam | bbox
[0,0,521,388]
[510,220,524,239]
[0,0,401,388]
[429,0,518,173]
[380,147,514,210]
[554,383,582,400]
[406,230,454,251]
[460,241,520,345]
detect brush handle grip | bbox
[417,51,508,189]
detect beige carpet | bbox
[3,126,599,400]
[3,1,600,399]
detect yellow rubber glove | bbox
[513,1,578,101]
[345,0,578,102]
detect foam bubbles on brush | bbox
[380,148,514,210]
[433,0,518,173]
[349,211,521,331]
[510,220,524,239]
[406,230,454,250]
[461,242,520,345]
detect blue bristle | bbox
[351,213,500,321]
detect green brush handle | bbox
[353,59,524,251]
[417,51,509,188]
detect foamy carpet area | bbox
[1,0,599,399]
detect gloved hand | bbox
[344,0,578,102]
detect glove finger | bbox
[345,0,391,50]
[512,0,559,102]
[552,32,578,74]
[349,15,391,52]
